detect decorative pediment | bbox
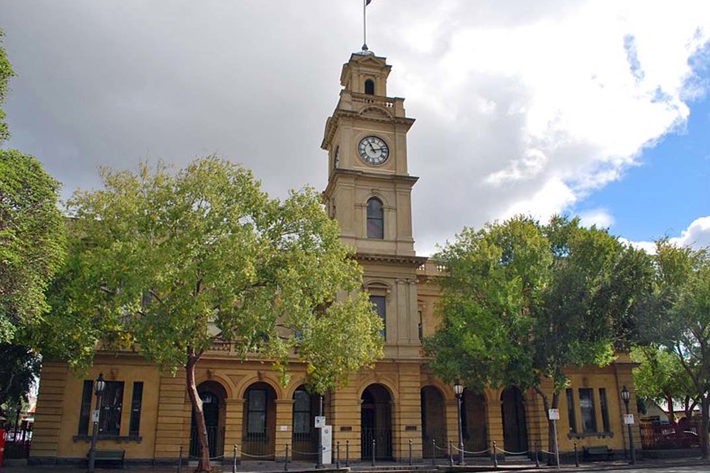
[359,105,392,119]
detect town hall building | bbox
[30,49,639,466]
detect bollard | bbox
[346,440,350,467]
[535,443,540,468]
[177,446,183,473]
[574,441,579,468]
[232,444,238,473]
[336,441,340,469]
[432,439,436,466]
[409,439,413,465]
[493,441,498,468]
[448,440,453,467]
[372,438,376,466]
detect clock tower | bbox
[322,51,419,259]
[322,50,424,360]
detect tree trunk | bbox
[701,393,709,460]
[666,393,675,424]
[534,387,559,465]
[186,348,210,472]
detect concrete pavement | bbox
[2,457,710,473]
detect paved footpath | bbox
[3,458,710,473]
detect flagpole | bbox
[362,0,372,52]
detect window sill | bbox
[72,434,142,443]
[567,431,614,440]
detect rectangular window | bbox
[129,382,143,436]
[566,388,577,433]
[78,380,93,435]
[370,295,386,339]
[99,381,124,435]
[247,389,266,434]
[578,388,597,433]
[599,388,610,432]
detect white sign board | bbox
[548,408,560,420]
[279,425,288,432]
[315,416,326,428]
[321,425,333,464]
[92,409,100,422]
[624,414,635,425]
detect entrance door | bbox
[462,391,488,454]
[189,382,226,459]
[501,387,528,454]
[243,382,277,460]
[292,387,319,461]
[421,386,446,458]
[361,384,392,460]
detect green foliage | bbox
[42,158,383,389]
[631,345,696,415]
[425,215,652,398]
[0,30,16,144]
[0,150,66,343]
[637,240,710,456]
[0,343,40,420]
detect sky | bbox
[1,0,709,256]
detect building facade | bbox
[30,51,639,465]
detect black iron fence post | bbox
[408,439,413,465]
[345,440,350,467]
[177,446,183,473]
[448,440,453,466]
[371,438,376,466]
[534,442,540,468]
[336,441,340,469]
[493,441,498,468]
[574,441,579,467]
[432,439,436,466]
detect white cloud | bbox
[1,0,709,257]
[670,216,710,249]
[626,216,710,252]
[579,209,615,230]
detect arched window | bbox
[367,197,384,239]
[365,79,375,95]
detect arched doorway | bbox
[501,387,528,454]
[243,382,277,460]
[292,386,320,461]
[462,390,488,455]
[361,384,392,460]
[189,381,227,460]
[421,386,446,458]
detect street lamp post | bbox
[454,379,465,466]
[87,373,106,473]
[621,385,635,465]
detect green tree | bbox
[0,150,66,343]
[639,241,710,457]
[0,343,40,423]
[631,346,697,422]
[40,158,383,471]
[425,215,652,456]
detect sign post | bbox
[548,409,560,470]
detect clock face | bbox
[358,136,389,165]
